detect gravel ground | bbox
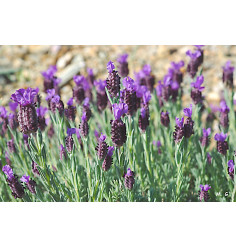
[0,45,236,107]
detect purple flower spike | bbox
[20,174,30,183]
[107,61,115,73]
[107,146,114,157]
[123,77,134,89]
[67,128,76,136]
[186,50,201,59]
[203,128,211,137]
[228,160,234,173]
[74,75,85,86]
[94,79,107,92]
[36,106,48,117]
[171,81,179,90]
[99,133,106,142]
[81,111,87,121]
[156,81,163,97]
[2,165,14,180]
[183,104,193,118]
[142,64,152,76]
[112,103,128,120]
[11,88,38,106]
[142,91,151,105]
[9,102,18,112]
[222,61,235,73]
[41,65,57,80]
[87,68,94,76]
[175,117,184,128]
[170,61,185,71]
[191,76,205,91]
[214,133,227,142]
[83,97,90,107]
[200,184,211,192]
[140,108,146,119]
[0,106,7,118]
[46,89,56,101]
[67,98,73,106]
[220,100,230,113]
[117,54,128,64]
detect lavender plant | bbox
[0,48,235,202]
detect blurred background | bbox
[0,45,236,107]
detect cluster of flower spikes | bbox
[124,168,135,190]
[11,88,39,135]
[227,160,234,180]
[200,128,211,147]
[94,79,108,112]
[222,61,235,88]
[41,65,61,95]
[186,45,204,78]
[117,54,129,78]
[110,103,128,147]
[214,132,228,155]
[2,165,36,199]
[190,75,205,105]
[46,89,64,116]
[173,104,194,143]
[65,98,76,122]
[134,64,155,92]
[199,184,211,202]
[106,61,121,98]
[219,100,230,129]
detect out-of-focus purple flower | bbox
[203,128,211,137]
[228,160,234,173]
[20,174,30,183]
[60,144,67,160]
[160,111,170,127]
[67,128,76,136]
[200,184,211,192]
[183,104,193,118]
[73,75,84,86]
[67,97,73,106]
[222,61,235,73]
[142,64,152,76]
[94,130,100,140]
[153,140,161,148]
[220,100,230,113]
[200,128,211,147]
[2,165,14,180]
[0,106,7,118]
[107,61,115,73]
[117,54,128,64]
[176,117,184,128]
[222,61,234,87]
[142,91,151,105]
[79,112,89,137]
[11,88,39,106]
[195,45,204,50]
[83,97,90,107]
[41,65,57,80]
[46,89,56,101]
[207,153,212,164]
[94,79,107,93]
[36,106,48,117]
[117,54,129,77]
[9,102,18,112]
[199,184,211,202]
[134,84,148,98]
[214,133,227,142]
[170,61,184,71]
[186,50,201,78]
[107,146,114,157]
[112,103,128,120]
[186,50,201,60]
[171,81,180,90]
[191,76,205,91]
[124,168,135,190]
[156,81,163,97]
[87,68,93,76]
[123,77,135,89]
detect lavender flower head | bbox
[124,168,135,190]
[183,104,193,118]
[214,132,227,142]
[214,132,228,155]
[41,65,57,79]
[170,61,184,72]
[36,106,48,117]
[186,50,201,78]
[46,89,56,101]
[203,128,211,137]
[73,75,85,86]
[67,128,76,136]
[195,45,204,50]
[94,79,107,93]
[21,174,36,194]
[107,61,115,73]
[96,133,108,160]
[99,133,106,142]
[176,117,184,128]
[186,50,201,60]
[220,100,230,113]
[117,54,128,64]
[107,146,114,157]
[0,106,7,118]
[160,111,170,127]
[117,54,129,78]
[67,97,73,106]
[102,146,114,171]
[2,165,14,180]
[191,76,205,91]
[222,61,235,73]
[222,61,234,87]
[142,91,151,105]
[156,81,163,97]
[200,184,211,192]
[199,184,211,202]
[112,103,128,120]
[11,88,39,106]
[123,77,135,89]
[200,128,211,147]
[142,64,152,76]
[228,160,234,173]
[21,174,30,183]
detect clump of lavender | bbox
[124,168,135,190]
[2,165,25,199]
[94,79,108,112]
[214,132,228,155]
[190,75,205,105]
[36,106,48,131]
[0,106,9,136]
[73,75,86,104]
[106,61,121,98]
[102,146,114,171]
[183,105,194,138]
[123,77,137,116]
[60,144,67,160]
[65,128,76,153]
[186,50,201,78]
[11,88,38,135]
[117,53,129,77]
[153,140,162,154]
[160,111,170,127]
[21,174,37,194]
[32,161,40,176]
[41,65,61,95]
[111,103,128,147]
[228,160,234,180]
[95,134,108,160]
[83,98,92,121]
[7,139,16,153]
[173,117,185,143]
[219,100,229,129]
[65,98,76,122]
[222,61,234,87]
[199,184,211,202]
[79,112,89,137]
[195,45,205,66]
[200,128,211,147]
